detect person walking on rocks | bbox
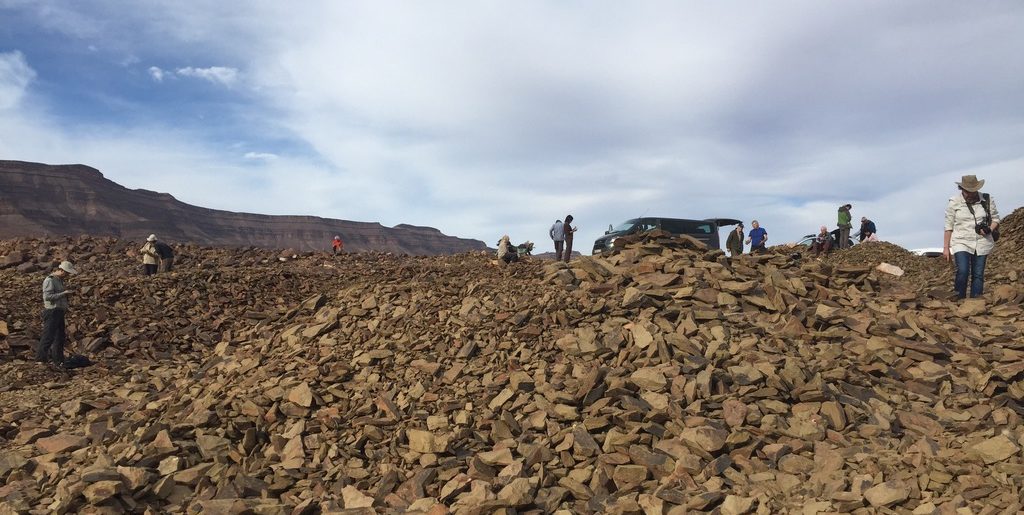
[726,223,744,257]
[837,204,852,249]
[37,261,77,368]
[155,239,174,272]
[745,220,768,254]
[332,235,344,256]
[562,215,577,263]
[859,217,877,243]
[140,234,160,276]
[549,220,564,260]
[944,174,1000,299]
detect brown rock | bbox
[35,433,89,454]
[864,480,910,507]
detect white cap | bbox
[59,261,78,275]
[147,234,157,242]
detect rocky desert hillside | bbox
[0,208,1022,514]
[0,161,487,255]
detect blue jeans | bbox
[954,251,987,299]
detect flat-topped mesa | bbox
[0,160,487,254]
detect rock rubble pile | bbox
[0,232,1022,513]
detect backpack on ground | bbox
[63,354,92,369]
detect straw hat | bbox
[147,234,157,242]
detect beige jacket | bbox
[140,242,159,265]
[945,194,999,256]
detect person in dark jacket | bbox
[562,215,577,263]
[155,240,175,272]
[725,223,744,257]
[38,261,77,367]
[859,217,877,242]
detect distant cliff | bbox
[0,161,488,254]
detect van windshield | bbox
[612,220,639,233]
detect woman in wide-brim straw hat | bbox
[944,174,1000,299]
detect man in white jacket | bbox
[549,220,564,260]
[140,234,160,276]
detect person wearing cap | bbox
[725,223,744,257]
[331,235,344,256]
[859,217,877,243]
[745,220,768,254]
[37,261,77,367]
[944,174,1000,299]
[837,204,853,249]
[140,234,160,275]
[549,220,564,260]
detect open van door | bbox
[706,218,743,227]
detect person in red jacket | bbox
[331,235,344,255]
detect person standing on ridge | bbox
[944,174,999,299]
[140,234,160,276]
[38,260,77,368]
[745,220,768,254]
[549,220,564,260]
[332,235,344,255]
[562,215,577,263]
[837,204,853,249]
[726,223,744,257]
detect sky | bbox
[1,1,1022,253]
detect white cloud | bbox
[148,66,165,82]
[0,51,36,110]
[176,66,238,86]
[244,152,278,161]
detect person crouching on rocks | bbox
[38,261,77,368]
[497,235,518,264]
[944,174,999,299]
[810,226,834,258]
[140,234,160,276]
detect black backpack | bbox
[63,354,92,369]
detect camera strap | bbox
[964,197,978,222]
[981,193,992,225]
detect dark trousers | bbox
[811,239,832,257]
[37,308,67,364]
[751,243,766,254]
[144,264,158,276]
[562,239,573,262]
[554,240,564,259]
[954,251,987,299]
[159,257,174,272]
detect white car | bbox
[911,248,943,258]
